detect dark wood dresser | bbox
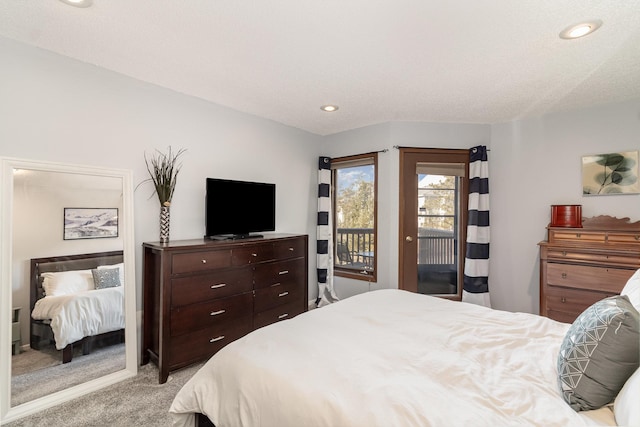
[539,216,640,323]
[142,234,308,383]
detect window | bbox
[332,153,377,281]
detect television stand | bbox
[232,234,263,240]
[205,235,229,241]
[205,234,265,241]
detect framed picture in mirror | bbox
[63,208,118,240]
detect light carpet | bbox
[6,361,203,427]
[11,344,125,406]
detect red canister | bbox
[550,205,582,228]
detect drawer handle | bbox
[635,235,639,241]
[252,253,258,257]
[289,247,294,251]
[561,273,567,279]
[279,270,289,275]
[278,291,289,297]
[201,259,207,264]
[210,309,226,316]
[561,297,566,303]
[209,336,225,343]
[210,283,226,289]
[278,313,289,319]
[576,233,581,238]
[562,251,567,256]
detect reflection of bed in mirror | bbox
[29,251,125,363]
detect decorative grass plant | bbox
[144,147,186,207]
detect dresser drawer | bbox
[171,268,253,307]
[254,281,303,313]
[544,285,615,323]
[549,230,606,244]
[232,243,275,265]
[172,249,232,274]
[546,249,638,266]
[274,238,306,260]
[253,258,305,289]
[170,292,253,337]
[546,309,582,324]
[253,300,305,330]
[608,232,640,245]
[169,317,252,366]
[547,263,632,293]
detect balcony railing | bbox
[417,228,456,265]
[335,227,456,270]
[335,228,374,269]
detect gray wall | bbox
[319,105,640,314]
[320,122,491,300]
[2,35,639,322]
[490,102,640,313]
[0,37,322,328]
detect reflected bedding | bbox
[31,286,124,350]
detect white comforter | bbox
[170,289,616,427]
[31,286,125,350]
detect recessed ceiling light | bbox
[559,20,602,39]
[320,105,339,112]
[59,0,93,8]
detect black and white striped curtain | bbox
[462,145,491,307]
[316,156,339,307]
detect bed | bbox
[29,251,126,363]
[170,273,640,427]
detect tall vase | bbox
[160,206,170,243]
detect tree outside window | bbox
[332,154,377,281]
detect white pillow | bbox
[621,269,640,311]
[614,367,640,427]
[98,262,125,285]
[42,269,95,296]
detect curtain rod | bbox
[392,145,490,151]
[355,148,389,155]
[323,149,389,159]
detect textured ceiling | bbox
[1,1,640,135]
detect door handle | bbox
[405,236,413,242]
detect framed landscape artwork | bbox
[582,151,639,196]
[64,207,119,240]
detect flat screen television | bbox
[205,178,276,239]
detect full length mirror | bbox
[1,158,137,424]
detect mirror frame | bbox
[0,157,138,424]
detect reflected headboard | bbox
[29,250,124,353]
[30,250,124,307]
[29,251,124,351]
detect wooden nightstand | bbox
[12,307,21,355]
[539,215,640,323]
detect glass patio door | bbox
[399,148,469,299]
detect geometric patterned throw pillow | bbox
[557,295,639,411]
[91,267,122,289]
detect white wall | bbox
[490,100,640,314]
[0,37,322,322]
